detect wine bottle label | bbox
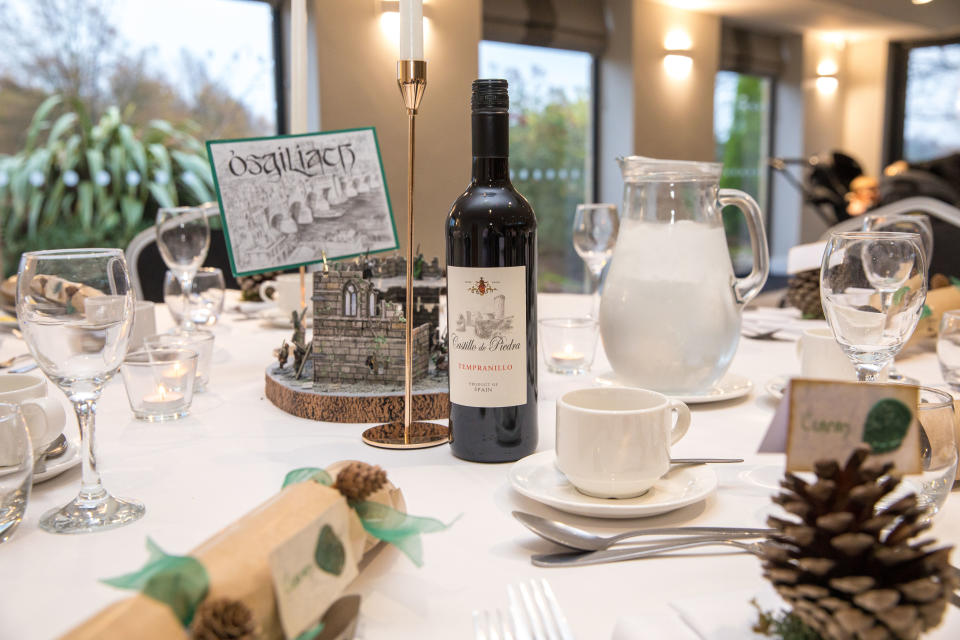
[446,265,527,407]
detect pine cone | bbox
[191,598,256,640]
[786,269,824,319]
[334,462,388,502]
[761,448,957,640]
[930,274,949,290]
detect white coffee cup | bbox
[0,374,65,463]
[129,300,157,352]
[556,387,691,499]
[259,273,312,316]
[798,328,888,381]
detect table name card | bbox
[207,128,398,276]
[761,379,921,474]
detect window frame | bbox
[885,35,960,166]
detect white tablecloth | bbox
[3,294,958,639]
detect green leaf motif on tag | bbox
[920,304,932,320]
[283,467,333,488]
[101,538,209,627]
[862,398,913,454]
[292,620,326,640]
[314,524,346,576]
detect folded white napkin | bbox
[612,587,784,640]
[741,308,825,342]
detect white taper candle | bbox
[290,0,308,133]
[399,0,423,60]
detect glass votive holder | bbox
[143,330,214,392]
[936,310,960,390]
[121,349,198,421]
[539,317,598,375]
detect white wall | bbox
[631,0,720,161]
[312,0,481,262]
[842,38,889,177]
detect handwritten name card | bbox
[763,379,921,474]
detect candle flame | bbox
[157,384,168,400]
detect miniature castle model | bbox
[311,263,430,386]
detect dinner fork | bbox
[473,608,515,640]
[508,579,575,640]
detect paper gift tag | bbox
[269,499,364,639]
[760,379,921,474]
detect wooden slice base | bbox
[264,364,449,423]
[361,421,450,449]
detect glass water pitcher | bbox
[599,157,770,393]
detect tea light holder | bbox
[121,349,198,421]
[539,317,598,375]
[143,330,215,392]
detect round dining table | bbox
[3,293,959,639]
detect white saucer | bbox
[260,310,314,330]
[34,434,80,483]
[765,376,787,400]
[594,372,753,405]
[0,433,80,484]
[508,450,718,519]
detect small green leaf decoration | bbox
[314,525,346,576]
[292,621,326,640]
[353,501,457,567]
[892,285,910,305]
[101,538,209,627]
[950,275,960,289]
[282,467,333,488]
[920,304,932,320]
[862,398,913,454]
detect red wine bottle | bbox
[445,79,538,463]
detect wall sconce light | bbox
[815,58,838,94]
[663,29,693,79]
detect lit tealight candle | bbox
[550,345,585,367]
[142,385,184,413]
[161,362,188,389]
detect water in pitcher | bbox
[599,219,741,393]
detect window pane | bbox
[479,41,592,293]
[903,43,960,162]
[714,70,771,273]
[0,0,276,154]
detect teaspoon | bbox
[512,511,772,552]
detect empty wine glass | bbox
[861,213,933,383]
[164,267,226,327]
[156,205,212,332]
[16,249,143,533]
[861,213,933,269]
[820,231,926,382]
[572,203,619,318]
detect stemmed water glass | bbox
[572,203,619,319]
[820,231,927,382]
[156,205,212,332]
[16,249,143,533]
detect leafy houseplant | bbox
[0,95,216,276]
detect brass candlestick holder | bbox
[362,59,450,450]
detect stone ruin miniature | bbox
[311,262,431,387]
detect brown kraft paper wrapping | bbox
[63,462,405,640]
